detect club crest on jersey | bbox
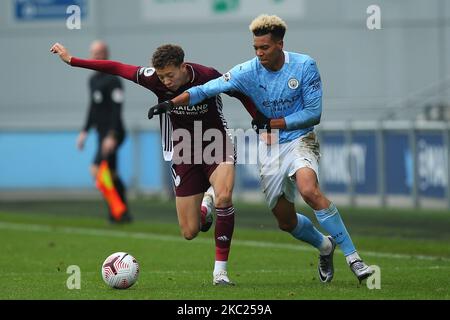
[222,72,231,82]
[288,78,299,90]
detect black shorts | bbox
[93,133,125,171]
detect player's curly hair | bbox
[249,14,287,40]
[152,44,185,69]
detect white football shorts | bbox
[258,131,321,210]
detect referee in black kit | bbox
[76,40,132,223]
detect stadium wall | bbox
[0,130,163,192]
[1,124,449,209]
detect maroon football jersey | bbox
[136,63,229,136]
[135,63,248,163]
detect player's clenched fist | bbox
[50,42,72,65]
[251,111,272,134]
[148,100,174,120]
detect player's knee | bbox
[182,228,199,240]
[214,191,233,208]
[299,186,321,206]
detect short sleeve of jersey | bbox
[302,59,322,101]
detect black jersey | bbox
[83,72,125,137]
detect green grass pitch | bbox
[0,198,449,300]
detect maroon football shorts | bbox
[170,139,235,197]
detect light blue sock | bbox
[290,213,324,249]
[314,203,356,256]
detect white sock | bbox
[214,261,227,274]
[346,252,361,265]
[319,236,332,255]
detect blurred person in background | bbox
[74,40,132,224]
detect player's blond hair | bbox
[249,14,287,40]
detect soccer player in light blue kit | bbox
[148,14,374,282]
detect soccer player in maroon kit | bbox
[50,42,257,285]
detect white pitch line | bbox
[0,221,449,263]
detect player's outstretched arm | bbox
[50,42,72,64]
[49,42,138,81]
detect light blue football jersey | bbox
[187,51,323,144]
